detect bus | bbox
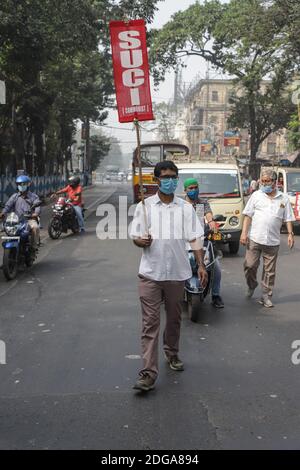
[132,142,189,203]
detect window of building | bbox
[212,91,219,102]
[267,142,276,155]
[191,108,204,126]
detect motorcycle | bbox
[184,218,231,323]
[48,196,81,239]
[1,201,41,281]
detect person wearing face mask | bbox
[52,175,85,232]
[0,175,41,251]
[240,168,295,308]
[130,161,208,392]
[184,178,224,309]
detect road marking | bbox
[85,189,117,212]
[0,279,18,298]
[0,188,116,296]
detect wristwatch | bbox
[288,232,294,236]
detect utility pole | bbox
[205,62,210,141]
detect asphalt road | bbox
[0,183,300,450]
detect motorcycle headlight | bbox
[4,213,20,235]
[229,216,239,227]
[5,225,19,236]
[6,213,19,225]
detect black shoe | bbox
[212,295,224,308]
[133,373,155,392]
[165,354,184,371]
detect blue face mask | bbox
[261,185,273,194]
[159,178,178,195]
[187,189,199,201]
[18,184,28,193]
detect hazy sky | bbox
[102,0,226,159]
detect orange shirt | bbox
[58,185,83,206]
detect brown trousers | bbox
[138,275,185,380]
[244,240,280,296]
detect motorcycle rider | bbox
[184,178,224,309]
[0,175,41,251]
[53,175,85,232]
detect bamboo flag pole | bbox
[134,118,149,237]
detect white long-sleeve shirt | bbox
[130,193,204,281]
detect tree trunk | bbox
[34,122,46,176]
[248,98,261,179]
[85,118,90,172]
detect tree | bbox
[0,0,160,176]
[90,133,111,171]
[0,0,102,175]
[150,0,298,165]
[287,112,300,150]
[228,81,295,165]
[143,102,177,141]
[270,0,300,59]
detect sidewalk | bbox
[0,184,116,271]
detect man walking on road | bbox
[240,168,295,308]
[130,161,208,392]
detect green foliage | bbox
[90,133,111,171]
[150,0,300,161]
[287,112,300,150]
[0,0,160,175]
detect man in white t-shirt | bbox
[240,168,295,308]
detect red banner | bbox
[295,192,300,220]
[201,144,212,153]
[109,20,154,123]
[224,137,240,147]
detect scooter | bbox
[48,196,81,239]
[1,201,41,281]
[184,218,231,323]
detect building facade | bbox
[179,79,289,161]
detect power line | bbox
[102,125,135,131]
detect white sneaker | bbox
[259,295,274,308]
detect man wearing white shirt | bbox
[130,161,208,392]
[240,168,295,308]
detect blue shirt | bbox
[3,192,41,218]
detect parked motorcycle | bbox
[48,196,80,239]
[1,201,41,281]
[184,218,231,323]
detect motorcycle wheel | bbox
[48,218,62,239]
[187,293,201,323]
[71,220,80,234]
[3,248,18,281]
[25,257,34,268]
[25,249,35,267]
